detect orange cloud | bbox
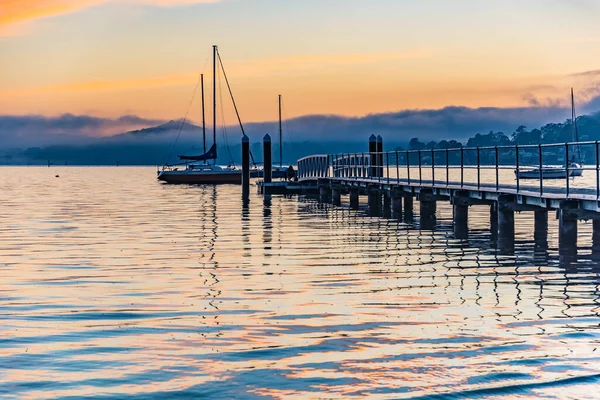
[0,72,198,96]
[0,0,224,35]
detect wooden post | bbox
[392,189,403,220]
[349,187,360,210]
[534,210,548,249]
[368,186,380,216]
[404,195,414,222]
[419,189,436,230]
[453,200,468,239]
[490,203,498,243]
[558,204,577,255]
[497,198,515,253]
[593,220,600,259]
[369,134,377,178]
[331,185,341,206]
[377,135,383,179]
[242,134,250,197]
[382,189,391,218]
[263,134,272,183]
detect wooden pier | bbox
[249,135,600,255]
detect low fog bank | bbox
[2,97,599,165]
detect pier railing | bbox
[297,141,600,200]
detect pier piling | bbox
[558,204,578,254]
[368,186,380,216]
[453,203,469,239]
[377,135,383,178]
[369,135,377,178]
[331,185,342,206]
[242,134,250,198]
[319,181,330,203]
[419,190,437,230]
[349,188,360,210]
[593,220,600,258]
[392,189,403,220]
[534,210,548,249]
[263,134,272,184]
[490,204,498,242]
[497,198,515,252]
[382,190,391,218]
[404,195,414,222]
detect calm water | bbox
[1,167,600,399]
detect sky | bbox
[1,0,600,127]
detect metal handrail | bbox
[296,140,599,200]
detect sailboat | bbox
[158,45,242,185]
[515,88,583,180]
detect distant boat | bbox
[515,88,583,180]
[158,45,242,185]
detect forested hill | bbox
[403,112,600,150]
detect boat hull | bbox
[515,168,571,180]
[158,170,242,185]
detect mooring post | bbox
[419,189,437,230]
[368,185,380,216]
[242,134,250,198]
[453,199,469,239]
[497,197,515,253]
[331,185,342,206]
[369,134,377,178]
[263,134,272,184]
[382,189,391,218]
[377,135,384,179]
[404,195,414,222]
[534,209,548,249]
[349,187,360,210]
[558,203,578,254]
[392,188,403,220]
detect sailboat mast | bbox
[213,45,217,165]
[201,74,206,156]
[279,95,283,168]
[571,88,582,162]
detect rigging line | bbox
[163,56,210,166]
[216,49,257,166]
[217,61,235,166]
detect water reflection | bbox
[0,167,599,399]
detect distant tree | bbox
[408,138,426,150]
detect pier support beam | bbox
[497,198,515,253]
[263,134,272,184]
[453,204,469,239]
[419,190,436,230]
[558,204,578,255]
[368,186,381,216]
[534,210,548,249]
[349,187,360,210]
[404,195,414,223]
[392,190,403,220]
[242,135,250,198]
[331,186,341,207]
[382,190,391,218]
